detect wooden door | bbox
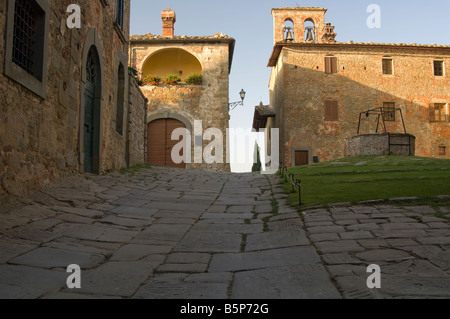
[295,151,309,166]
[147,119,187,169]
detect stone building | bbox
[263,7,450,167]
[129,8,235,171]
[0,0,147,202]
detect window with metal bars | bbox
[116,0,124,30]
[5,0,49,98]
[438,146,446,156]
[12,0,45,80]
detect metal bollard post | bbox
[296,179,302,205]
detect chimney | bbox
[161,7,176,37]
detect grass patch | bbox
[281,156,450,206]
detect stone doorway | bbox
[83,46,101,174]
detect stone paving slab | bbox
[135,279,229,299]
[232,265,341,299]
[72,262,155,297]
[0,265,67,298]
[10,247,105,269]
[174,232,242,253]
[191,222,262,234]
[245,230,310,251]
[209,247,321,272]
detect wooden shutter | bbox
[331,57,338,74]
[331,101,339,120]
[325,101,339,121]
[429,104,436,122]
[325,57,332,74]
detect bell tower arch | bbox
[272,7,336,44]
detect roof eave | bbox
[267,42,450,67]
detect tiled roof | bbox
[272,7,327,11]
[268,41,450,67]
[255,104,276,117]
[253,103,275,130]
[130,33,232,41]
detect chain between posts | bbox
[279,162,302,206]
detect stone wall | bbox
[0,0,146,202]
[270,44,450,167]
[128,73,147,167]
[131,40,232,172]
[346,134,416,157]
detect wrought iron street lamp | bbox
[229,89,246,110]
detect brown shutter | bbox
[324,101,331,120]
[325,101,339,121]
[429,104,435,122]
[331,57,338,74]
[332,101,339,120]
[325,57,331,74]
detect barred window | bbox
[439,146,446,156]
[12,0,46,80]
[5,0,49,98]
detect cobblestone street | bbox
[0,166,449,299]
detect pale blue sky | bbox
[130,0,450,172]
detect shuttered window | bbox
[382,58,393,75]
[325,56,337,74]
[434,60,444,76]
[324,101,339,121]
[429,103,446,122]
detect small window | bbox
[382,58,393,75]
[429,103,446,122]
[324,100,339,121]
[438,146,446,156]
[434,60,444,76]
[116,0,125,30]
[383,102,396,122]
[325,56,337,74]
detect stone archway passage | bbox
[147,119,187,169]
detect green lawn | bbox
[280,156,450,207]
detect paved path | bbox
[0,166,449,299]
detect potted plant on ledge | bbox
[185,73,203,85]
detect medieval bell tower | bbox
[271,7,336,44]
